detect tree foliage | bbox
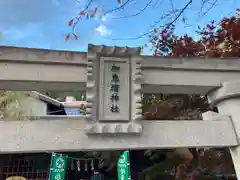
[93,9,240,175]
[139,8,240,180]
[151,8,240,58]
[65,0,196,40]
[63,7,240,180]
[0,91,27,120]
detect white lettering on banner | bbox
[120,168,125,174]
[54,173,61,180]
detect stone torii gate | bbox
[1,44,240,178]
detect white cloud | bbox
[93,13,112,22]
[52,0,60,6]
[95,24,112,37]
[101,14,110,22]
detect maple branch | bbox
[84,0,94,10]
[76,0,94,10]
[112,0,154,19]
[111,0,193,40]
[71,0,94,34]
[103,0,133,15]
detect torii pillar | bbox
[207,80,240,179]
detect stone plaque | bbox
[85,44,143,134]
[99,57,130,121]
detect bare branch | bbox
[152,0,165,8]
[103,0,133,16]
[112,0,154,19]
[84,0,94,10]
[111,10,177,40]
[76,0,94,10]
[198,0,218,19]
[198,0,211,17]
[166,0,192,27]
[111,0,193,40]
[169,0,178,18]
[71,0,94,34]
[72,16,82,33]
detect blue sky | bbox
[0,0,239,54]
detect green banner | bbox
[117,151,130,180]
[49,153,67,180]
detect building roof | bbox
[26,91,86,112]
[26,91,62,107]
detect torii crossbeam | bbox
[1,44,240,177]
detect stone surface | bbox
[0,118,237,152]
[207,80,240,179]
[85,45,143,134]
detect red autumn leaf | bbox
[117,0,121,4]
[80,11,87,15]
[90,8,98,18]
[65,34,71,41]
[68,19,73,26]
